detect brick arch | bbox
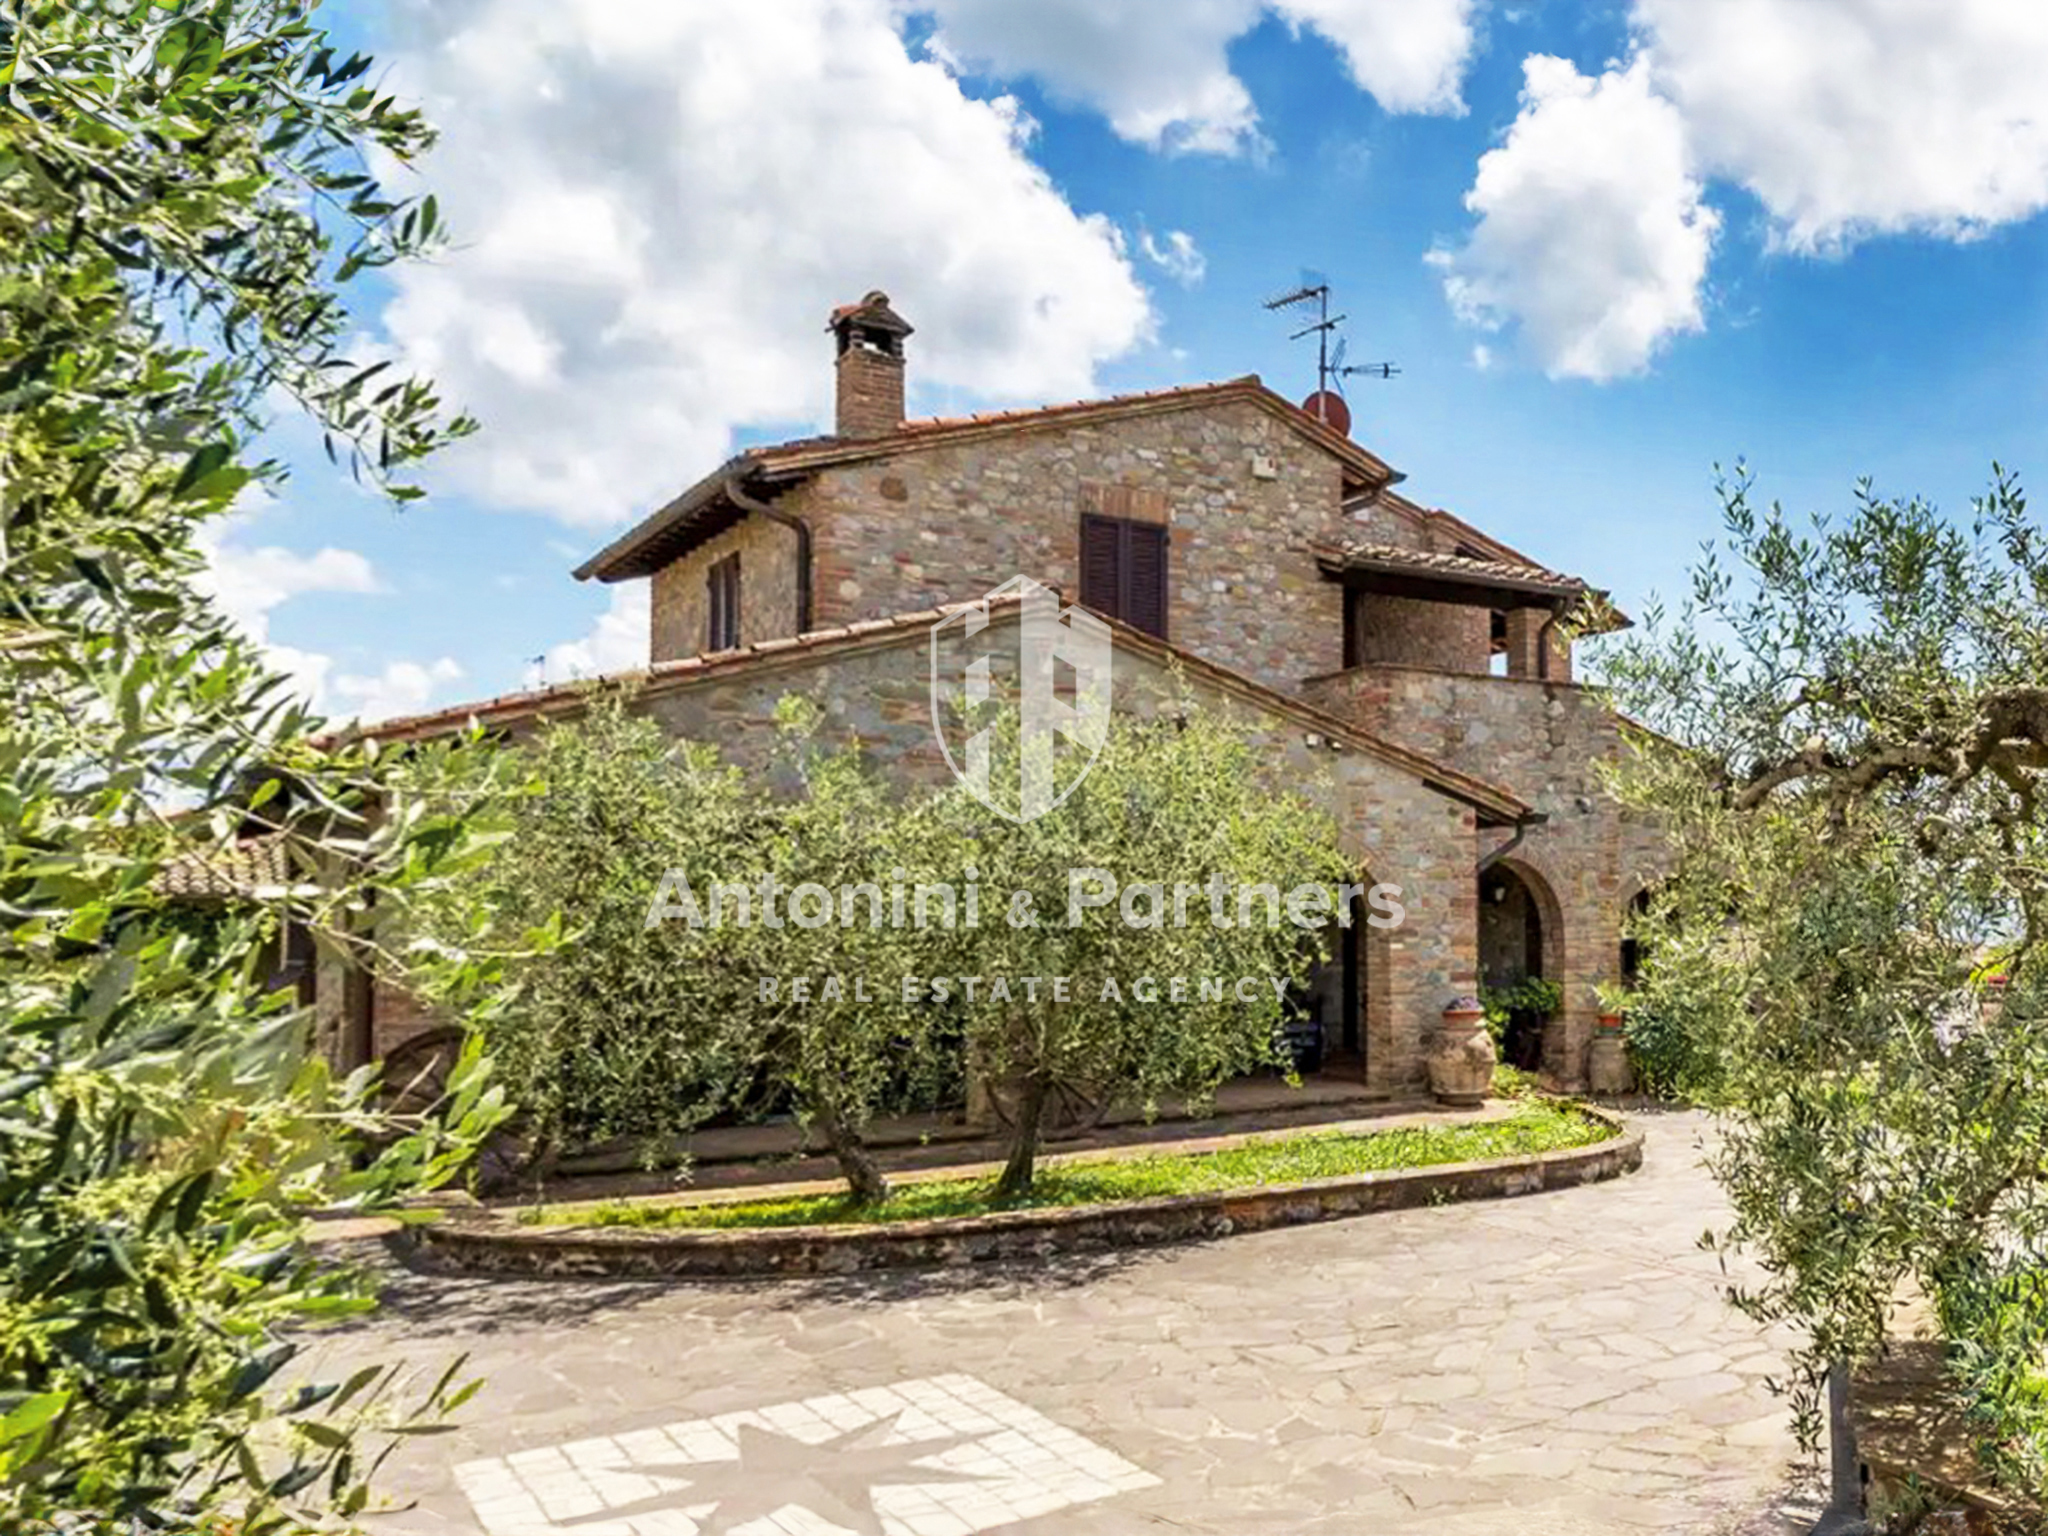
[1482,855,1572,1074]
[1481,855,1567,986]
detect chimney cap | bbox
[828,290,913,338]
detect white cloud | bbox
[1635,0,2048,252]
[925,0,1264,155]
[925,0,1476,154]
[1271,0,1478,116]
[1432,4,2048,376]
[535,585,650,688]
[1138,229,1208,287]
[195,518,381,633]
[376,0,1154,530]
[329,657,467,724]
[196,507,464,725]
[1429,54,1719,381]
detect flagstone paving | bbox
[321,1109,1819,1535]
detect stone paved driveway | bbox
[322,1110,1818,1535]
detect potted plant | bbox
[1480,977,1564,1071]
[1594,980,1631,1032]
[1589,981,1636,1094]
[1428,994,1496,1107]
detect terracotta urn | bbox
[1588,1031,1634,1095]
[1428,997,1496,1107]
[1597,1010,1627,1033]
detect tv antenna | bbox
[1263,272,1399,431]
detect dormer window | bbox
[707,553,741,652]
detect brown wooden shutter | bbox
[706,554,742,651]
[1077,513,1167,638]
[1126,522,1167,638]
[1080,514,1121,615]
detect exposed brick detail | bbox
[1503,609,1575,683]
[1353,594,1491,674]
[1300,665,1669,1086]
[835,346,905,439]
[1080,481,1171,525]
[371,974,447,1061]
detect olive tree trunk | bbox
[1812,1357,1870,1534]
[810,1096,889,1206]
[995,1074,1051,1201]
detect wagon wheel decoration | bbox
[988,1075,1110,1142]
[374,1025,534,1191]
[375,1024,467,1117]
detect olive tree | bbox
[1,3,511,1526]
[443,700,964,1205]
[742,699,966,1203]
[422,705,767,1171]
[934,705,1356,1199]
[1599,466,2048,1492]
[455,698,1355,1208]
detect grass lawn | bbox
[530,1101,1613,1232]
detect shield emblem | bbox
[930,576,1112,822]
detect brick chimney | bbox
[829,290,913,438]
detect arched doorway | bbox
[1479,860,1566,1071]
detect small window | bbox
[1078,514,1168,638]
[706,554,742,652]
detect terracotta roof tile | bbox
[345,595,1531,823]
[1316,537,1588,594]
[154,834,296,902]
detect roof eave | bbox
[1316,555,1585,606]
[576,377,1405,581]
[574,455,753,583]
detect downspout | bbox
[1534,610,1561,681]
[724,474,813,636]
[1478,811,1548,874]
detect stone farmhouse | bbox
[356,291,1667,1094]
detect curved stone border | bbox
[400,1107,1641,1281]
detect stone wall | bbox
[1300,664,1668,1085]
[792,397,1351,698]
[635,614,1481,1093]
[1344,495,1434,552]
[649,515,804,663]
[408,1109,1641,1279]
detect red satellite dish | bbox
[1302,389,1351,436]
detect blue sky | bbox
[206,0,2048,721]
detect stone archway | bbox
[1478,858,1568,1072]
